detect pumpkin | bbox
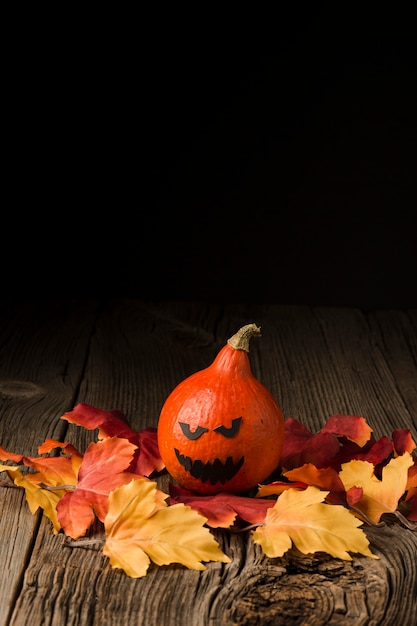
[157,323,285,494]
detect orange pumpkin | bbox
[157,323,285,494]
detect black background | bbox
[5,9,416,309]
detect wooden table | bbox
[1,299,416,625]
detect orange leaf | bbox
[284,463,346,503]
[0,439,82,489]
[56,437,138,538]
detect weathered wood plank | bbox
[1,300,417,626]
[0,299,99,625]
[368,308,417,428]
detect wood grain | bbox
[1,299,416,625]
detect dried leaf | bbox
[62,403,164,476]
[279,418,340,470]
[57,437,139,538]
[103,478,231,577]
[252,486,378,560]
[392,429,417,456]
[0,439,82,485]
[339,452,414,523]
[283,464,346,503]
[0,464,62,532]
[256,480,306,498]
[169,484,275,528]
[0,440,84,533]
[406,491,417,521]
[405,461,417,497]
[321,414,373,447]
[345,436,394,466]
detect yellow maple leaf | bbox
[103,478,231,578]
[252,486,378,561]
[339,452,414,523]
[0,464,62,533]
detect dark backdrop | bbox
[5,9,416,309]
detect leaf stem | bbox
[230,523,264,533]
[38,482,76,491]
[346,503,386,527]
[384,510,417,530]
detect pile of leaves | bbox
[1,404,416,578]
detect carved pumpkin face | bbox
[174,415,245,486]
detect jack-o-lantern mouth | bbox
[174,449,244,485]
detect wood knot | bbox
[0,380,45,398]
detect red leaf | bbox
[346,486,364,507]
[281,418,313,453]
[405,460,417,520]
[132,428,164,477]
[353,436,394,466]
[169,484,275,528]
[279,419,340,470]
[56,437,138,538]
[406,494,417,521]
[61,403,164,476]
[257,480,306,497]
[332,436,393,470]
[392,429,417,456]
[321,414,373,447]
[280,416,399,473]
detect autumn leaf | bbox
[339,452,414,523]
[344,436,394,467]
[252,486,378,560]
[0,444,27,464]
[320,414,373,447]
[405,461,417,496]
[0,439,84,532]
[0,439,83,486]
[279,418,340,470]
[256,480,306,498]
[392,429,416,456]
[29,445,82,487]
[402,457,417,520]
[0,464,63,533]
[283,464,346,504]
[61,403,164,476]
[169,484,275,528]
[279,415,374,471]
[103,478,231,578]
[62,403,136,439]
[57,437,139,538]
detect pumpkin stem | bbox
[227,323,261,352]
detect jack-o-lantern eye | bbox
[179,422,209,440]
[214,416,242,438]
